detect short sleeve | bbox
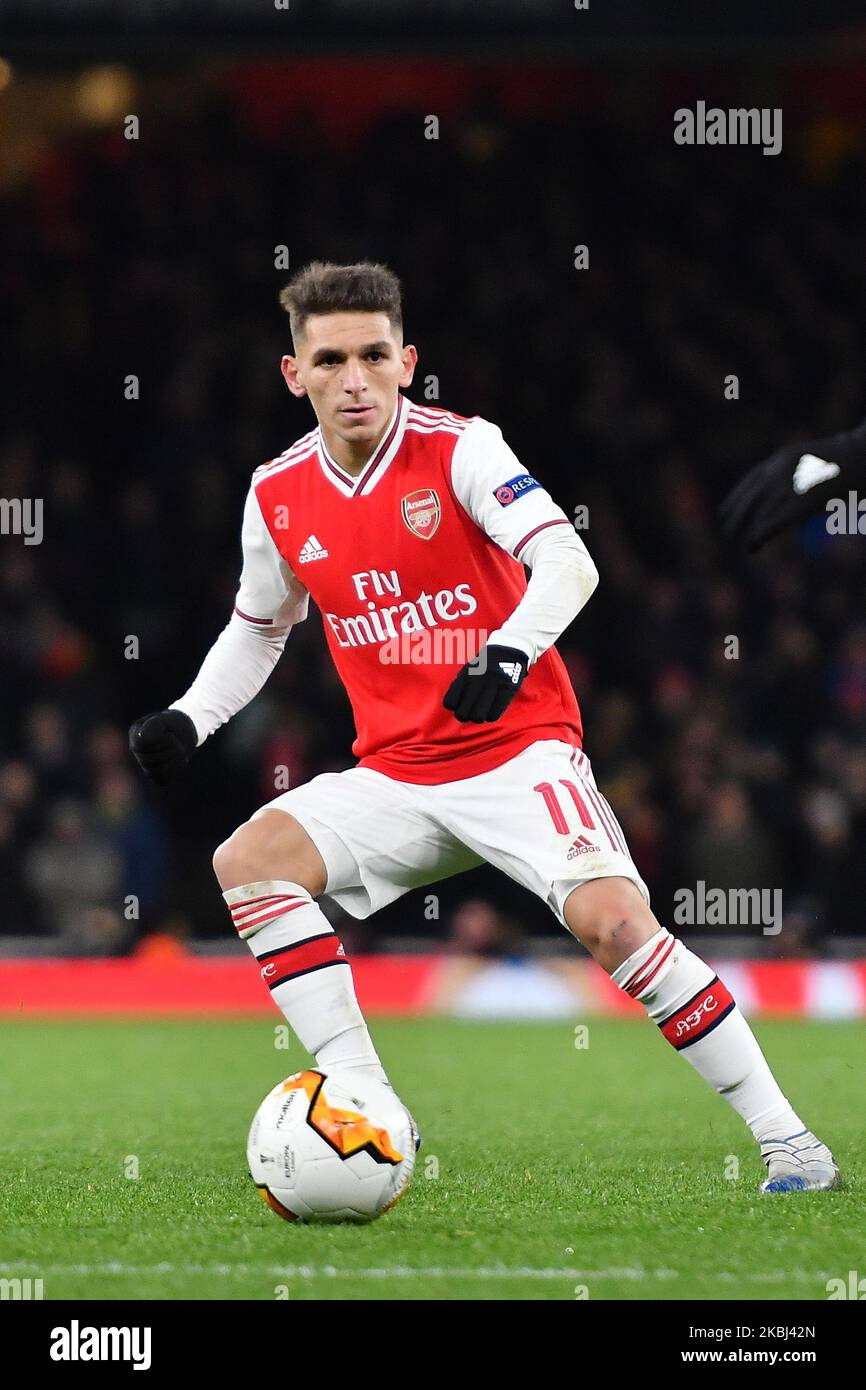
[234,485,310,629]
[449,417,575,561]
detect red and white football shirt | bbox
[235,394,584,784]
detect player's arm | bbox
[719,417,866,552]
[444,417,598,723]
[129,484,309,784]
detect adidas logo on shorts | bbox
[299,534,329,564]
[567,834,596,859]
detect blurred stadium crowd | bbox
[2,64,866,952]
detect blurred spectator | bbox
[3,67,866,946]
[684,781,781,897]
[447,899,524,958]
[23,798,127,950]
[94,766,169,923]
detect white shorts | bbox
[256,739,649,929]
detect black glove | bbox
[129,709,199,785]
[719,418,866,552]
[443,645,529,723]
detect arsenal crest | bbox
[401,488,441,540]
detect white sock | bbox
[612,929,804,1144]
[223,879,388,1084]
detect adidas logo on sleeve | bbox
[299,535,329,563]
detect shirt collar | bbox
[317,394,407,498]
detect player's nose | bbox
[341,360,367,392]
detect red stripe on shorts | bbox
[559,778,595,829]
[580,782,619,852]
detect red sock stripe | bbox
[231,893,298,913]
[659,977,736,1050]
[229,895,308,934]
[257,933,345,989]
[624,935,676,997]
[233,901,307,934]
[230,897,292,925]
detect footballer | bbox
[130,261,838,1194]
[720,417,866,550]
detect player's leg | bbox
[212,805,390,1081]
[560,874,837,1191]
[436,738,838,1192]
[552,749,837,1190]
[213,767,481,1090]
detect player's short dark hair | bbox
[279,261,403,346]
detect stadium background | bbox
[3,3,866,1019]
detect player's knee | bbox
[564,877,656,963]
[212,811,326,896]
[211,823,267,890]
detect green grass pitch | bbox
[0,1016,861,1301]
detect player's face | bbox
[281,312,417,451]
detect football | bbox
[247,1069,417,1223]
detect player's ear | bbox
[399,343,418,389]
[281,355,307,399]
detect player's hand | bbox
[128,709,199,785]
[719,418,866,552]
[443,645,529,723]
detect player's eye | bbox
[366,351,384,362]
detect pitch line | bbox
[0,1262,832,1283]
